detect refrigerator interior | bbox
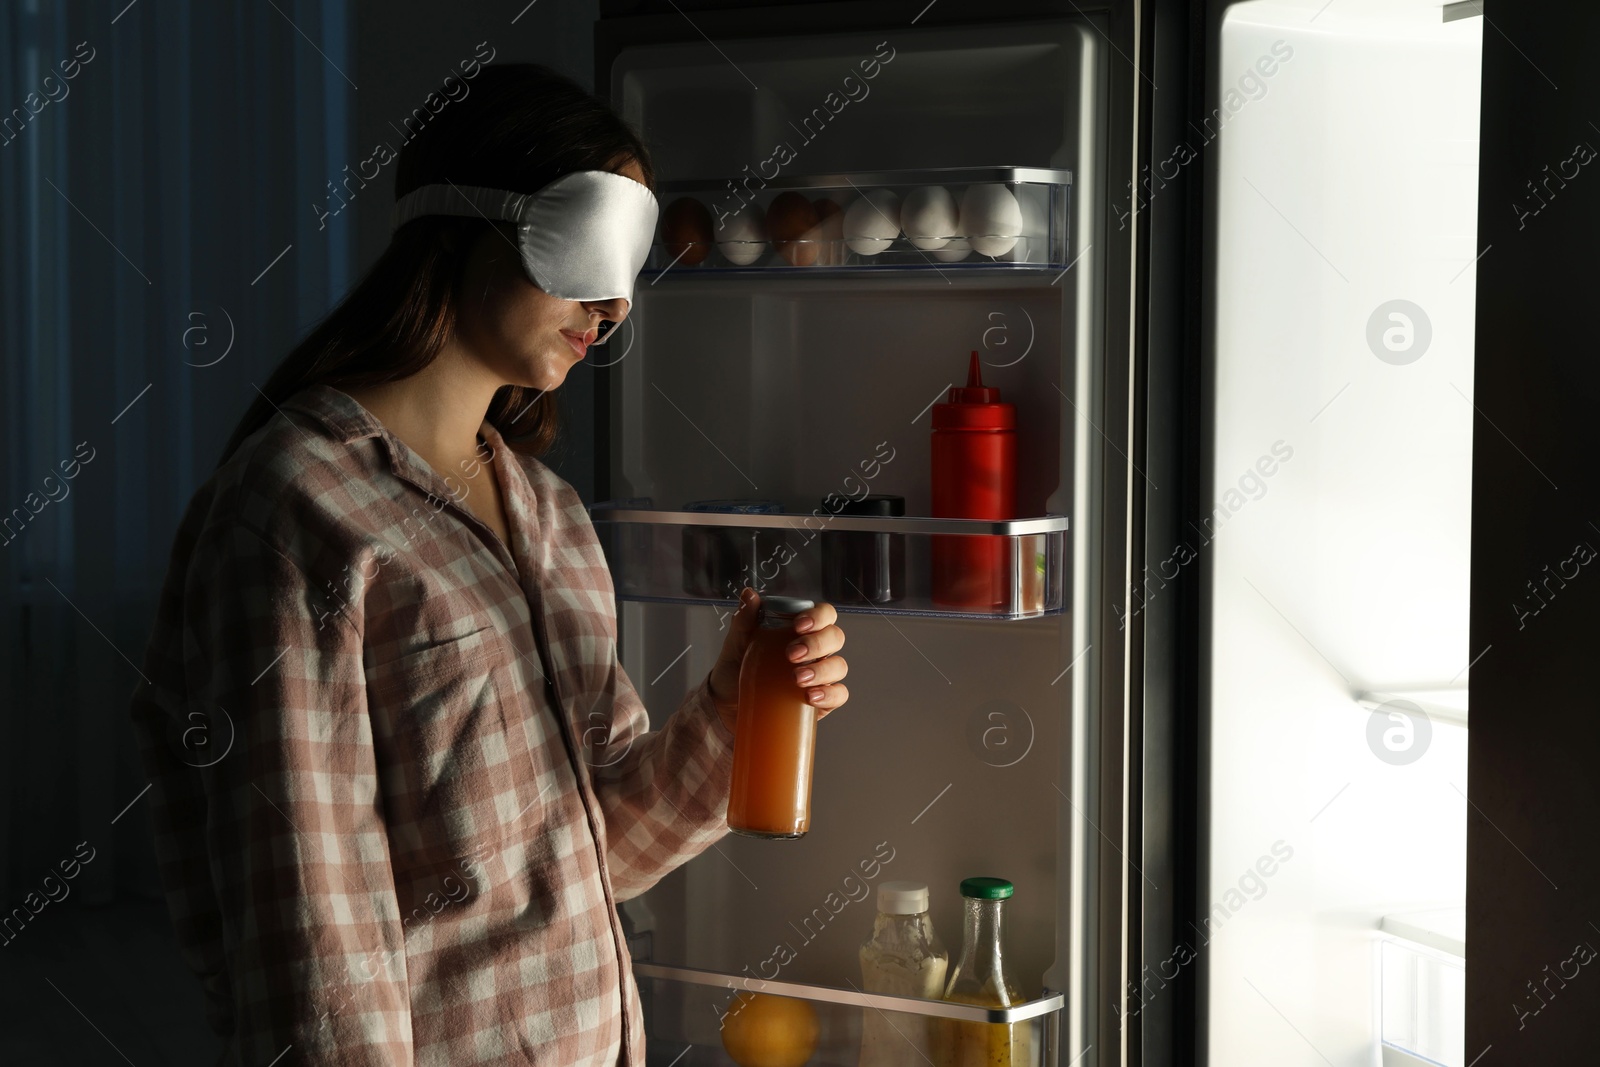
[1207,3,1480,1065]
[596,15,1105,1064]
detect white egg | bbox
[900,186,959,250]
[844,189,901,256]
[929,235,972,262]
[716,202,766,265]
[960,184,1022,257]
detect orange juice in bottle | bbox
[937,878,1032,1067]
[727,595,820,838]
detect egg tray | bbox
[645,165,1073,274]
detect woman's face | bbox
[454,157,645,394]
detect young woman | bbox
[129,63,849,1066]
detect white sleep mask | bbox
[389,169,659,340]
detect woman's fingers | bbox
[785,622,845,666]
[793,601,838,635]
[793,650,848,688]
[808,682,849,719]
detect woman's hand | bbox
[707,587,850,734]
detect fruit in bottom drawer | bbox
[720,991,819,1067]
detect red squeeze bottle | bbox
[931,351,1017,610]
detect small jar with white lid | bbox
[858,880,949,1067]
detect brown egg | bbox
[660,197,713,266]
[766,191,820,266]
[808,198,844,265]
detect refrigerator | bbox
[586,3,1151,1066]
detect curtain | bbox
[0,0,355,906]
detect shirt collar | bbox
[281,382,386,445]
[282,381,505,506]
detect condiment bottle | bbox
[859,880,949,1067]
[726,595,821,838]
[930,352,1017,611]
[938,877,1031,1067]
[681,498,785,598]
[821,493,906,605]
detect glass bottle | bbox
[859,881,949,1067]
[938,877,1031,1067]
[726,595,819,838]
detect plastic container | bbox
[727,595,821,839]
[681,498,786,598]
[821,494,907,605]
[939,877,1030,1067]
[931,353,1017,610]
[641,166,1073,274]
[859,880,949,1067]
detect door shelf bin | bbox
[589,508,1069,620]
[635,960,1063,1067]
[646,166,1073,276]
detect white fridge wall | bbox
[605,16,1101,1016]
[1209,3,1480,1065]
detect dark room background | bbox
[1,2,601,1060]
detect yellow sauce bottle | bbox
[936,878,1032,1067]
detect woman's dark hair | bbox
[217,62,657,468]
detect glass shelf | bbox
[1379,930,1465,1067]
[646,166,1073,277]
[635,960,1063,1067]
[589,507,1069,620]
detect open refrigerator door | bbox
[586,5,1144,1065]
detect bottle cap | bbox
[876,880,930,914]
[932,352,1016,431]
[959,877,1014,900]
[949,351,1000,404]
[757,595,815,617]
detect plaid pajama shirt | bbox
[128,382,737,1066]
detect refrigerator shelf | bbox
[646,166,1074,276]
[635,960,1062,1067]
[590,507,1068,620]
[635,960,1066,1023]
[592,508,1069,537]
[656,166,1075,196]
